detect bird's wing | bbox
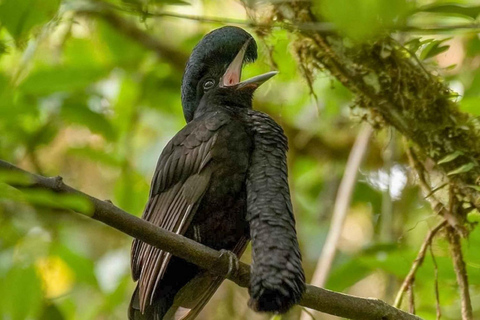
[131,112,230,312]
[164,235,249,320]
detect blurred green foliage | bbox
[1,0,480,319]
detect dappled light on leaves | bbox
[36,256,75,299]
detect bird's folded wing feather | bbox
[131,113,230,312]
[165,235,249,320]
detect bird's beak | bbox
[236,71,278,89]
[222,39,277,90]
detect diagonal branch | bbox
[405,146,472,319]
[447,226,473,320]
[393,220,447,308]
[0,159,422,320]
[300,124,372,320]
[406,146,467,235]
[430,245,442,320]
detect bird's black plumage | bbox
[245,111,305,312]
[130,26,305,320]
[181,26,257,123]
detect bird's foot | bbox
[219,249,239,278]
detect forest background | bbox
[1,0,480,319]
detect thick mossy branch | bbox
[269,2,480,215]
[0,159,421,320]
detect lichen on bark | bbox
[264,1,480,222]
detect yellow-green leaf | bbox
[467,185,480,192]
[0,0,60,46]
[447,163,475,176]
[438,151,463,164]
[0,170,34,186]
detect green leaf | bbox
[52,244,98,286]
[114,170,149,214]
[459,96,480,116]
[0,170,34,186]
[420,38,451,60]
[19,189,94,215]
[357,245,414,277]
[418,4,480,20]
[316,0,410,40]
[0,0,60,46]
[0,265,43,320]
[466,36,480,57]
[19,67,110,95]
[326,258,371,291]
[438,151,463,164]
[0,40,7,56]
[404,38,426,53]
[98,21,146,68]
[67,147,122,167]
[61,102,116,141]
[467,210,480,222]
[26,120,60,149]
[447,163,475,176]
[0,185,94,215]
[39,304,65,320]
[467,185,480,192]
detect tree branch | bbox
[405,145,472,319]
[430,245,442,320]
[393,220,447,308]
[300,124,372,320]
[447,226,473,320]
[270,2,480,223]
[405,145,467,235]
[0,159,421,320]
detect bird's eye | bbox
[203,79,215,90]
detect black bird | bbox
[129,26,305,320]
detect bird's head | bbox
[181,26,277,122]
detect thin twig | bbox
[0,159,423,320]
[381,129,398,302]
[430,245,441,320]
[405,146,466,235]
[27,149,45,176]
[300,124,372,320]
[393,221,447,308]
[380,128,395,243]
[447,226,473,320]
[408,283,415,314]
[301,307,318,320]
[405,146,472,319]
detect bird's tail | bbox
[129,273,224,320]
